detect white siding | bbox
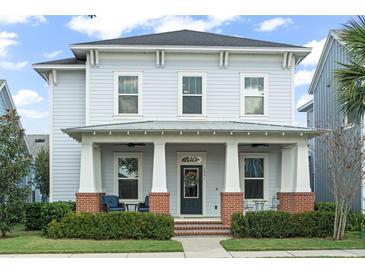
[51,70,85,201]
[99,143,281,216]
[88,52,293,126]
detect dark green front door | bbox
[180,165,203,214]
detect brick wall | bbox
[220,192,244,227]
[277,192,314,213]
[149,192,170,214]
[76,192,105,213]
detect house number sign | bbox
[181,156,202,164]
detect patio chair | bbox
[103,195,126,212]
[270,196,280,210]
[138,196,149,212]
[244,199,254,212]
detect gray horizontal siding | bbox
[51,70,85,201]
[89,52,293,125]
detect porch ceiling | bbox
[62,121,324,142]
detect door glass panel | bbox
[183,168,199,198]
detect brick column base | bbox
[76,192,105,213]
[277,192,314,213]
[220,192,244,227]
[149,192,170,214]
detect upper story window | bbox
[240,73,268,117]
[114,72,143,116]
[178,72,207,117]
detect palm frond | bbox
[341,16,365,64]
[335,61,365,123]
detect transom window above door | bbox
[178,73,207,117]
[114,72,143,116]
[240,74,268,117]
[240,154,268,200]
[114,153,143,201]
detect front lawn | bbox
[0,225,183,254]
[221,232,365,251]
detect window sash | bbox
[240,74,267,117]
[178,73,206,116]
[241,156,266,200]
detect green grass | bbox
[0,225,183,254]
[221,232,365,251]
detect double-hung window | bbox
[178,72,207,117]
[114,153,143,202]
[240,74,268,116]
[114,72,143,116]
[240,154,268,200]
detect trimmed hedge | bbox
[47,212,174,240]
[231,211,335,238]
[314,202,336,212]
[24,202,76,232]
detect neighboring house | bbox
[300,29,364,212]
[0,80,31,195]
[33,29,319,229]
[297,99,314,192]
[25,134,49,202]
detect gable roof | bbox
[33,57,85,66]
[25,134,49,158]
[297,99,313,112]
[308,29,345,95]
[72,29,306,48]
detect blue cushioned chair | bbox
[103,195,126,212]
[138,196,149,212]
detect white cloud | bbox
[150,15,239,33]
[0,16,46,25]
[12,89,43,107]
[296,93,313,109]
[295,69,315,87]
[0,61,27,70]
[18,109,48,119]
[301,38,326,67]
[67,15,239,39]
[43,50,63,59]
[0,31,18,58]
[255,17,293,32]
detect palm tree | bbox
[336,16,365,123]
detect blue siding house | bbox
[300,30,364,212]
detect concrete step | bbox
[175,225,227,230]
[174,230,231,236]
[174,220,223,225]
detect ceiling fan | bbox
[251,144,270,147]
[114,143,146,147]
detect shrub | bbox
[25,203,44,230]
[231,210,334,238]
[24,201,75,232]
[47,212,174,240]
[41,202,75,233]
[314,202,336,212]
[347,212,365,231]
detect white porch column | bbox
[295,142,311,192]
[280,143,311,192]
[79,141,102,193]
[224,141,241,192]
[151,141,167,192]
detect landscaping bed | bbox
[0,225,183,254]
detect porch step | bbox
[174,219,231,236]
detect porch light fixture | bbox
[282,132,285,136]
[197,131,200,135]
[127,131,130,135]
[109,131,112,135]
[180,131,183,135]
[247,132,250,135]
[230,131,233,135]
[213,131,216,135]
[93,131,96,135]
[265,132,268,135]
[144,131,147,135]
[161,131,164,135]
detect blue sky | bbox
[0,15,352,133]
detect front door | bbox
[180,165,203,214]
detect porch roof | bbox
[63,121,323,141]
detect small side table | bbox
[126,203,138,212]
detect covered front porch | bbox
[63,121,319,227]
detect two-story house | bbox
[33,30,319,228]
[300,30,364,213]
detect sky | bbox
[0,15,352,133]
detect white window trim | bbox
[113,72,143,118]
[113,152,144,203]
[177,72,207,118]
[239,153,269,201]
[240,73,268,118]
